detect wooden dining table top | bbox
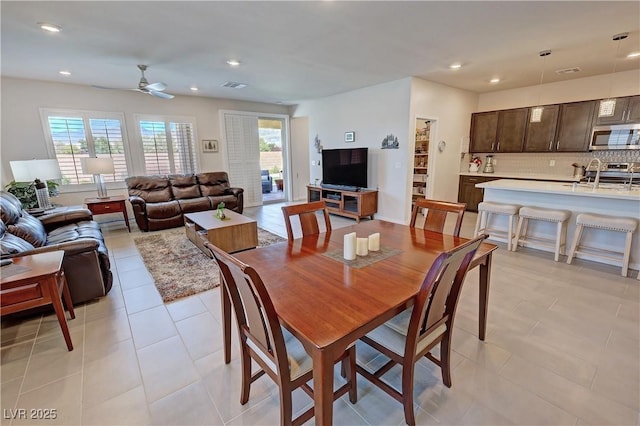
[233,220,497,352]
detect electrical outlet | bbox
[549,160,556,167]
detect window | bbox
[139,118,197,175]
[41,109,129,185]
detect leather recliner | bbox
[126,171,244,232]
[0,191,113,304]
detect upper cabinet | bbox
[555,100,596,152]
[594,96,640,125]
[523,104,560,152]
[470,108,527,153]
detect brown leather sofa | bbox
[0,191,113,304]
[126,172,244,232]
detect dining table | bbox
[227,220,497,425]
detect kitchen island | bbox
[476,179,640,271]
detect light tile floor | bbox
[2,203,639,425]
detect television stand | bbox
[307,185,378,223]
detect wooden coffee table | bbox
[184,209,258,256]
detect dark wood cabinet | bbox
[555,100,595,152]
[470,111,498,153]
[523,104,560,152]
[496,108,528,152]
[457,175,501,212]
[471,108,527,153]
[594,96,640,125]
[307,186,377,222]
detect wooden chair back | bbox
[407,234,487,357]
[410,199,466,237]
[206,242,291,381]
[281,201,332,241]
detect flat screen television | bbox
[321,147,368,189]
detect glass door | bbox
[259,118,286,203]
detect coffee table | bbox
[184,209,258,256]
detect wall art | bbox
[314,134,323,153]
[344,131,355,143]
[202,139,219,153]
[381,134,399,149]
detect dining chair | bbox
[409,199,466,237]
[205,241,357,426]
[281,201,332,241]
[355,234,488,426]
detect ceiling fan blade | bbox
[145,82,167,91]
[149,90,175,99]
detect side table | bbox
[1,251,76,350]
[84,195,131,232]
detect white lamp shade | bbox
[10,159,62,182]
[82,157,115,175]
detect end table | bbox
[1,251,75,350]
[84,195,131,232]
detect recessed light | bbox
[38,22,61,33]
[627,52,640,58]
[489,78,500,84]
[449,63,462,70]
[190,86,199,91]
[59,70,71,76]
[226,59,241,67]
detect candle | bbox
[356,238,369,256]
[343,232,356,260]
[368,233,380,251]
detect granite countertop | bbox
[459,172,578,182]
[476,179,640,201]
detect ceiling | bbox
[2,1,639,105]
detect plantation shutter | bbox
[170,122,197,174]
[48,116,90,184]
[224,114,262,207]
[88,118,127,181]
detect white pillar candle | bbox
[368,233,380,251]
[356,237,369,256]
[343,232,357,260]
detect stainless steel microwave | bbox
[590,124,640,150]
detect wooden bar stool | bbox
[566,213,637,277]
[474,201,520,251]
[513,206,571,261]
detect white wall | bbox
[289,116,310,201]
[292,78,412,223]
[409,78,478,217]
[1,77,288,205]
[478,69,640,111]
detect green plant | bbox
[4,180,59,209]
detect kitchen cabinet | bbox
[412,121,430,206]
[523,104,560,152]
[470,111,498,153]
[458,175,501,212]
[555,100,595,152]
[470,108,527,153]
[594,96,640,125]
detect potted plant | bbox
[4,180,59,209]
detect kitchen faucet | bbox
[585,158,602,189]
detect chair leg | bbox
[622,231,633,278]
[474,211,483,237]
[440,334,453,388]
[507,214,515,251]
[279,386,293,426]
[566,224,583,265]
[240,346,252,404]
[513,216,524,252]
[401,362,417,426]
[554,221,562,262]
[346,346,358,403]
[560,221,568,256]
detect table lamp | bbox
[82,157,115,198]
[9,159,62,209]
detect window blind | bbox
[224,114,262,207]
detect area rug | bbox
[133,227,286,303]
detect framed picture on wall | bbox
[344,131,355,143]
[202,139,219,153]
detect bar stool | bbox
[513,206,571,261]
[566,213,637,277]
[474,201,520,251]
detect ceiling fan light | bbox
[530,106,544,123]
[38,22,61,33]
[598,98,616,117]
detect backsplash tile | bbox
[461,151,640,177]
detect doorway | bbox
[259,118,286,203]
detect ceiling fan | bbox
[132,65,174,99]
[94,65,175,99]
